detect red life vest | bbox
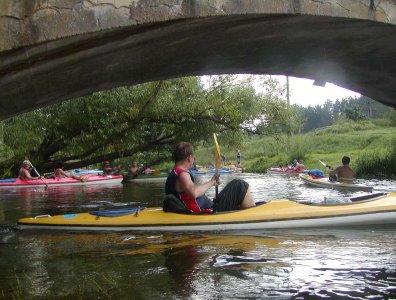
[165,167,212,213]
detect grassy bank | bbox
[193,119,396,179]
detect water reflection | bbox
[0,227,395,299]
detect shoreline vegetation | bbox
[190,118,396,179]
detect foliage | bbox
[299,100,335,132]
[0,76,292,178]
[385,109,396,126]
[345,105,366,121]
[194,119,395,177]
[355,140,396,179]
[298,96,393,132]
[285,135,312,163]
[314,118,377,135]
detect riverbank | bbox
[194,119,396,179]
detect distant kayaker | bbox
[165,142,255,213]
[129,161,140,175]
[102,161,122,175]
[54,162,86,181]
[329,156,355,181]
[18,160,41,180]
[294,160,305,172]
[292,159,298,168]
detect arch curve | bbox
[1,1,396,119]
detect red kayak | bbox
[0,174,123,188]
[266,167,309,175]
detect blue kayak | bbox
[74,169,103,175]
[190,169,233,175]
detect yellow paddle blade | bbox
[213,133,222,169]
[152,169,160,175]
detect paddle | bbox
[319,159,340,182]
[318,159,332,169]
[213,133,221,198]
[27,160,49,188]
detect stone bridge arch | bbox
[1,0,396,119]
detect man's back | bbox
[334,165,354,179]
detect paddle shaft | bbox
[215,172,219,197]
[29,162,48,188]
[213,133,221,199]
[318,159,332,169]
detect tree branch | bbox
[63,81,165,161]
[45,132,175,170]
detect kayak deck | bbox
[18,192,396,232]
[300,174,373,192]
[124,173,168,182]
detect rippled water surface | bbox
[0,173,395,299]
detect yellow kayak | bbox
[18,192,396,232]
[300,174,373,192]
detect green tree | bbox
[345,105,366,121]
[0,76,292,178]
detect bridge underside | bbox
[0,14,395,120]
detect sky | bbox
[202,75,361,107]
[272,76,361,107]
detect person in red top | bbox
[165,142,255,213]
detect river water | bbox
[0,173,395,299]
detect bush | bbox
[286,135,312,162]
[355,141,396,179]
[371,118,392,127]
[244,156,268,173]
[385,109,396,126]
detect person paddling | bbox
[329,156,355,181]
[102,161,122,175]
[18,160,41,180]
[165,142,255,213]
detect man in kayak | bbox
[127,161,141,178]
[54,162,87,181]
[18,160,41,180]
[165,142,255,213]
[329,156,355,181]
[294,160,305,172]
[102,161,122,175]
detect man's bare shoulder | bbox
[178,170,192,180]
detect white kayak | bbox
[300,174,373,192]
